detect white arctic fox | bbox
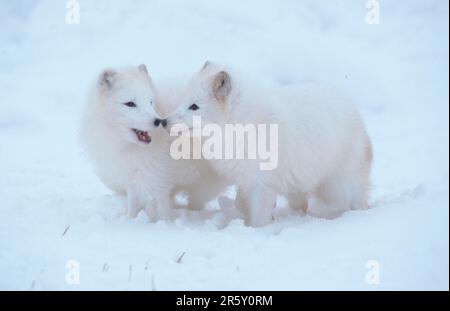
[165,62,373,227]
[81,65,228,220]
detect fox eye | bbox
[189,103,199,111]
[124,101,137,108]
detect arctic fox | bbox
[81,65,227,220]
[165,62,373,227]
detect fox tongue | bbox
[135,130,151,143]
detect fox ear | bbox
[99,68,117,89]
[212,71,231,101]
[138,64,148,75]
[201,61,211,71]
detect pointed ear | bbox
[212,71,231,101]
[200,61,211,72]
[138,64,148,75]
[99,68,117,89]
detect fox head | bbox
[165,62,234,131]
[96,65,166,145]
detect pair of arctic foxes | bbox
[81,62,372,227]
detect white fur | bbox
[167,63,373,227]
[81,66,228,220]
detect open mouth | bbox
[132,129,152,144]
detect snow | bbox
[0,0,448,290]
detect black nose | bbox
[154,118,167,127]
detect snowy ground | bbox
[0,0,448,290]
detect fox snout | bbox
[154,118,168,128]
